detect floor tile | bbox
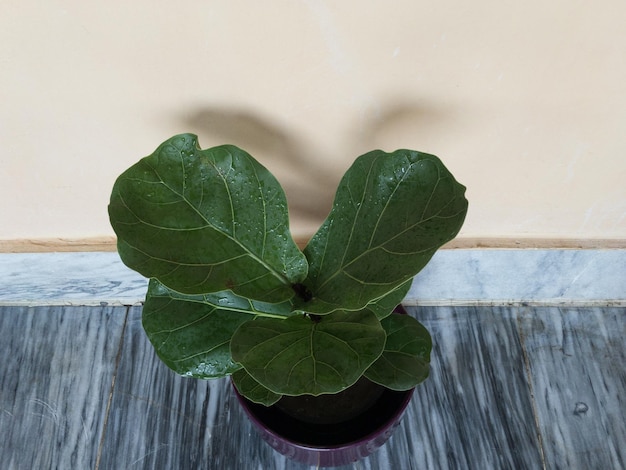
[4,305,623,469]
[519,307,626,470]
[406,306,544,470]
[0,306,127,470]
[99,306,545,469]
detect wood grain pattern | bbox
[97,307,308,469]
[408,306,544,469]
[98,306,544,469]
[518,307,626,470]
[0,306,127,470]
[1,305,624,469]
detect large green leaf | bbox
[231,369,282,406]
[142,279,293,379]
[230,310,386,396]
[300,149,467,313]
[362,278,413,320]
[109,134,307,303]
[365,313,432,390]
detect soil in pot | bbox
[241,377,410,447]
[275,376,386,425]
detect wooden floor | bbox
[1,305,624,470]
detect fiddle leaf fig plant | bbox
[109,133,468,406]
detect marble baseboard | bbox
[407,249,625,306]
[0,252,147,306]
[0,249,624,306]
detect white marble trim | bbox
[407,249,625,306]
[0,250,624,306]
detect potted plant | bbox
[108,133,468,466]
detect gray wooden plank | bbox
[406,306,544,470]
[99,306,544,469]
[97,306,308,469]
[3,303,622,469]
[98,307,419,469]
[519,307,626,470]
[0,305,127,470]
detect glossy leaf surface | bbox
[301,149,467,313]
[110,136,468,403]
[362,278,413,320]
[142,279,292,379]
[365,313,432,390]
[230,310,386,396]
[109,134,307,302]
[232,369,282,406]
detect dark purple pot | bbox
[234,383,413,467]
[233,306,415,467]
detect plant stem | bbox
[292,283,313,302]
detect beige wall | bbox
[1,1,625,245]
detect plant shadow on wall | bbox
[181,100,455,241]
[357,99,456,152]
[182,107,336,239]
